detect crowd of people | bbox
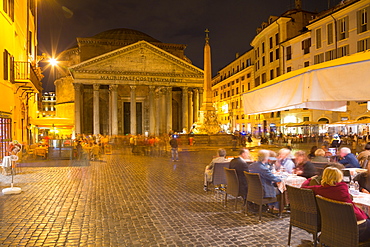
[204,145,370,242]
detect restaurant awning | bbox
[242,51,370,115]
[30,117,74,128]
[285,121,321,127]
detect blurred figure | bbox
[169,135,179,162]
[357,142,370,168]
[230,148,251,198]
[275,148,295,174]
[338,147,360,168]
[353,163,370,194]
[294,150,317,179]
[308,145,317,160]
[311,149,329,163]
[203,148,228,191]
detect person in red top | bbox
[301,167,370,242]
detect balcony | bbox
[13,61,43,92]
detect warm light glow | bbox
[49,58,58,66]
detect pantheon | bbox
[55,28,204,136]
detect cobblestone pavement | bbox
[0,147,314,246]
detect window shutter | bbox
[345,16,349,38]
[357,10,361,34]
[3,50,8,80]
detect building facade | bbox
[55,29,204,136]
[0,0,43,160]
[213,0,370,136]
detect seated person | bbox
[249,150,281,209]
[357,143,370,168]
[311,149,329,163]
[229,148,251,198]
[275,148,295,174]
[302,167,370,242]
[353,163,370,194]
[203,148,228,191]
[338,147,360,168]
[308,162,345,186]
[294,150,317,179]
[330,134,341,148]
[308,145,317,160]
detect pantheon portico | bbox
[55,29,204,136]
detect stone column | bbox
[110,84,118,136]
[93,84,100,135]
[193,88,199,123]
[188,90,193,128]
[199,88,204,108]
[74,84,82,134]
[159,89,166,134]
[148,86,156,136]
[154,90,160,136]
[130,86,137,135]
[165,87,172,133]
[182,86,188,132]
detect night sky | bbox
[38,0,339,91]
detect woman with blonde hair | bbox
[302,167,370,242]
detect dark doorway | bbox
[123,102,143,134]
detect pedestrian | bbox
[169,135,179,161]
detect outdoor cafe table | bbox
[351,191,370,215]
[277,173,307,192]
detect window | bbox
[270,69,274,80]
[358,38,370,52]
[261,73,266,84]
[3,0,14,21]
[271,112,274,118]
[316,29,322,49]
[241,76,245,81]
[277,111,281,118]
[3,49,14,81]
[314,53,325,64]
[262,42,265,54]
[276,67,280,77]
[304,61,310,67]
[337,45,349,58]
[246,58,251,67]
[231,89,234,96]
[262,56,265,66]
[255,76,260,87]
[236,87,239,94]
[327,23,334,45]
[303,117,310,122]
[242,84,245,92]
[247,73,251,78]
[325,49,336,61]
[338,17,348,40]
[247,83,250,91]
[227,91,230,97]
[275,33,279,45]
[269,37,273,49]
[357,7,369,33]
[287,66,292,72]
[286,46,292,60]
[302,38,311,54]
[275,48,279,60]
[269,51,274,62]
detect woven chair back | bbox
[316,195,359,247]
[244,172,264,204]
[224,168,239,197]
[287,185,321,233]
[212,162,230,186]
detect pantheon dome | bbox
[91,28,161,44]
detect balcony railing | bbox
[13,61,43,92]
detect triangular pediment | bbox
[69,41,203,78]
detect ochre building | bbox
[55,28,204,136]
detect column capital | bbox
[130,85,136,91]
[109,84,118,91]
[149,85,156,91]
[193,88,199,93]
[93,84,100,91]
[73,83,81,91]
[199,88,204,94]
[188,90,193,96]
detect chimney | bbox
[295,0,302,9]
[236,52,239,59]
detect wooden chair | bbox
[91,146,100,160]
[35,148,47,159]
[244,171,280,221]
[286,185,320,247]
[207,162,230,192]
[223,168,245,211]
[316,195,370,247]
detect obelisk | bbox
[197,29,220,134]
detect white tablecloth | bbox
[352,192,370,215]
[277,174,307,193]
[1,156,12,168]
